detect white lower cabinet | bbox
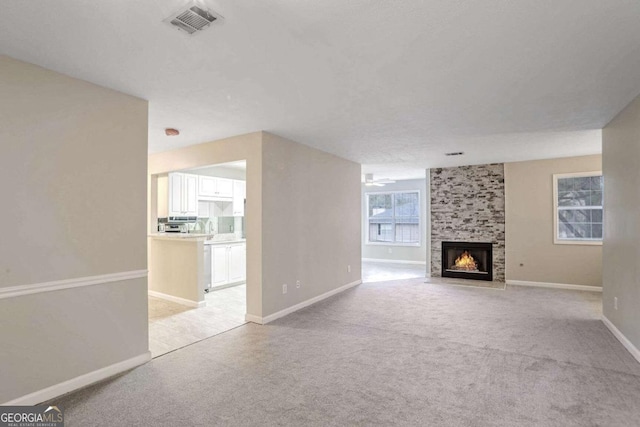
[228,244,246,283]
[212,246,230,287]
[210,242,246,288]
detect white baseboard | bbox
[209,281,245,292]
[148,290,206,308]
[244,314,263,324]
[506,280,602,292]
[602,315,640,364]
[245,280,362,325]
[362,258,427,266]
[3,352,151,406]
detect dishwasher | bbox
[204,243,212,293]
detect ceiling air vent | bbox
[164,2,224,35]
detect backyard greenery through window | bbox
[553,172,603,244]
[367,191,420,245]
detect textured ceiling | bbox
[2,1,638,175]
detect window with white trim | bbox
[367,191,420,245]
[553,172,603,245]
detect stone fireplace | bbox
[430,164,505,282]
[441,241,493,281]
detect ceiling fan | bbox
[363,173,396,187]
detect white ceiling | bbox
[189,160,247,172]
[186,160,246,179]
[2,1,638,177]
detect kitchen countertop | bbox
[148,233,245,245]
[148,233,213,241]
[204,238,246,245]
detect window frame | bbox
[552,171,603,246]
[365,190,421,247]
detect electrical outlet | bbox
[283,284,287,294]
[614,297,618,310]
[296,280,300,289]
[347,265,351,273]
[388,248,393,254]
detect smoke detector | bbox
[164,2,224,35]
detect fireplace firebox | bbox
[441,241,493,281]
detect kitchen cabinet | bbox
[210,242,246,288]
[228,244,246,283]
[198,176,217,198]
[198,176,233,199]
[211,246,230,287]
[232,180,246,216]
[168,173,198,217]
[217,178,234,198]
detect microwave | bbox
[158,223,189,233]
[158,216,196,233]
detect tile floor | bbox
[361,260,426,283]
[148,284,246,358]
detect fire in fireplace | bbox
[451,251,479,271]
[441,242,493,281]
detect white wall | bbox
[602,93,640,354]
[0,55,149,403]
[361,178,428,264]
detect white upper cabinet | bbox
[216,178,233,198]
[198,176,233,200]
[168,172,198,217]
[198,176,217,198]
[232,180,246,216]
[183,174,198,216]
[169,174,183,216]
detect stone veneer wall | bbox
[430,164,506,281]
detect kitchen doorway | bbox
[148,160,248,358]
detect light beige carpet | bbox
[426,276,506,290]
[52,277,640,426]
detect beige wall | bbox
[148,239,205,303]
[361,178,428,264]
[148,131,361,319]
[0,56,149,403]
[2,278,148,403]
[505,155,602,286]
[602,94,640,351]
[261,133,361,315]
